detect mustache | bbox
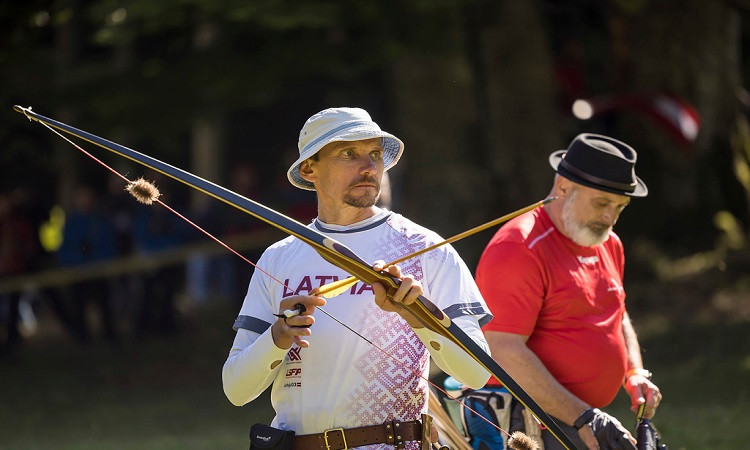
[348,175,379,188]
[588,222,612,233]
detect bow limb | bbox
[14,105,580,450]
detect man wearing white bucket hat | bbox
[223,107,492,449]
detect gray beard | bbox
[561,192,610,247]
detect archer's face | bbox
[301,138,385,209]
[561,184,630,246]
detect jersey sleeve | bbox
[223,246,291,406]
[233,248,281,333]
[414,241,492,388]
[222,327,289,406]
[609,232,626,279]
[475,241,545,336]
[422,242,493,326]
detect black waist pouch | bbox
[249,423,295,450]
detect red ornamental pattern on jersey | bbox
[373,215,428,281]
[344,309,428,450]
[342,215,431,450]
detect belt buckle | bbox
[324,427,347,450]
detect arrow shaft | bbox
[317,197,556,297]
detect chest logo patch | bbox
[577,255,599,264]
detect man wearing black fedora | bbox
[473,134,662,449]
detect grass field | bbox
[1,301,748,449]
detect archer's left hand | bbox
[624,374,662,419]
[371,260,424,328]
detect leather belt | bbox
[290,419,423,450]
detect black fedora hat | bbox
[549,133,648,197]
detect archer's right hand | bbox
[271,294,326,349]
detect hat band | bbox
[300,120,376,155]
[559,159,636,193]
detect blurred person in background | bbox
[271,145,318,223]
[0,189,41,352]
[186,161,264,307]
[472,134,662,450]
[222,160,268,306]
[131,171,191,334]
[54,184,118,341]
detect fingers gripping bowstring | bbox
[42,121,510,439]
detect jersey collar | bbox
[314,207,391,234]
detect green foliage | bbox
[607,322,750,449]
[0,0,488,192]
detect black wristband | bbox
[573,408,597,430]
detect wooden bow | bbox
[14,105,579,450]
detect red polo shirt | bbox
[475,207,628,407]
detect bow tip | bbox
[13,105,35,121]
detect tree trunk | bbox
[190,21,224,212]
[472,0,561,212]
[191,116,224,211]
[389,50,485,255]
[389,1,560,265]
[54,0,82,210]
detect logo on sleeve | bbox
[285,368,302,377]
[287,347,302,362]
[283,347,303,388]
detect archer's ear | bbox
[299,159,316,184]
[554,175,570,196]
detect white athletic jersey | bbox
[225,208,491,448]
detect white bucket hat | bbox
[287,107,404,190]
